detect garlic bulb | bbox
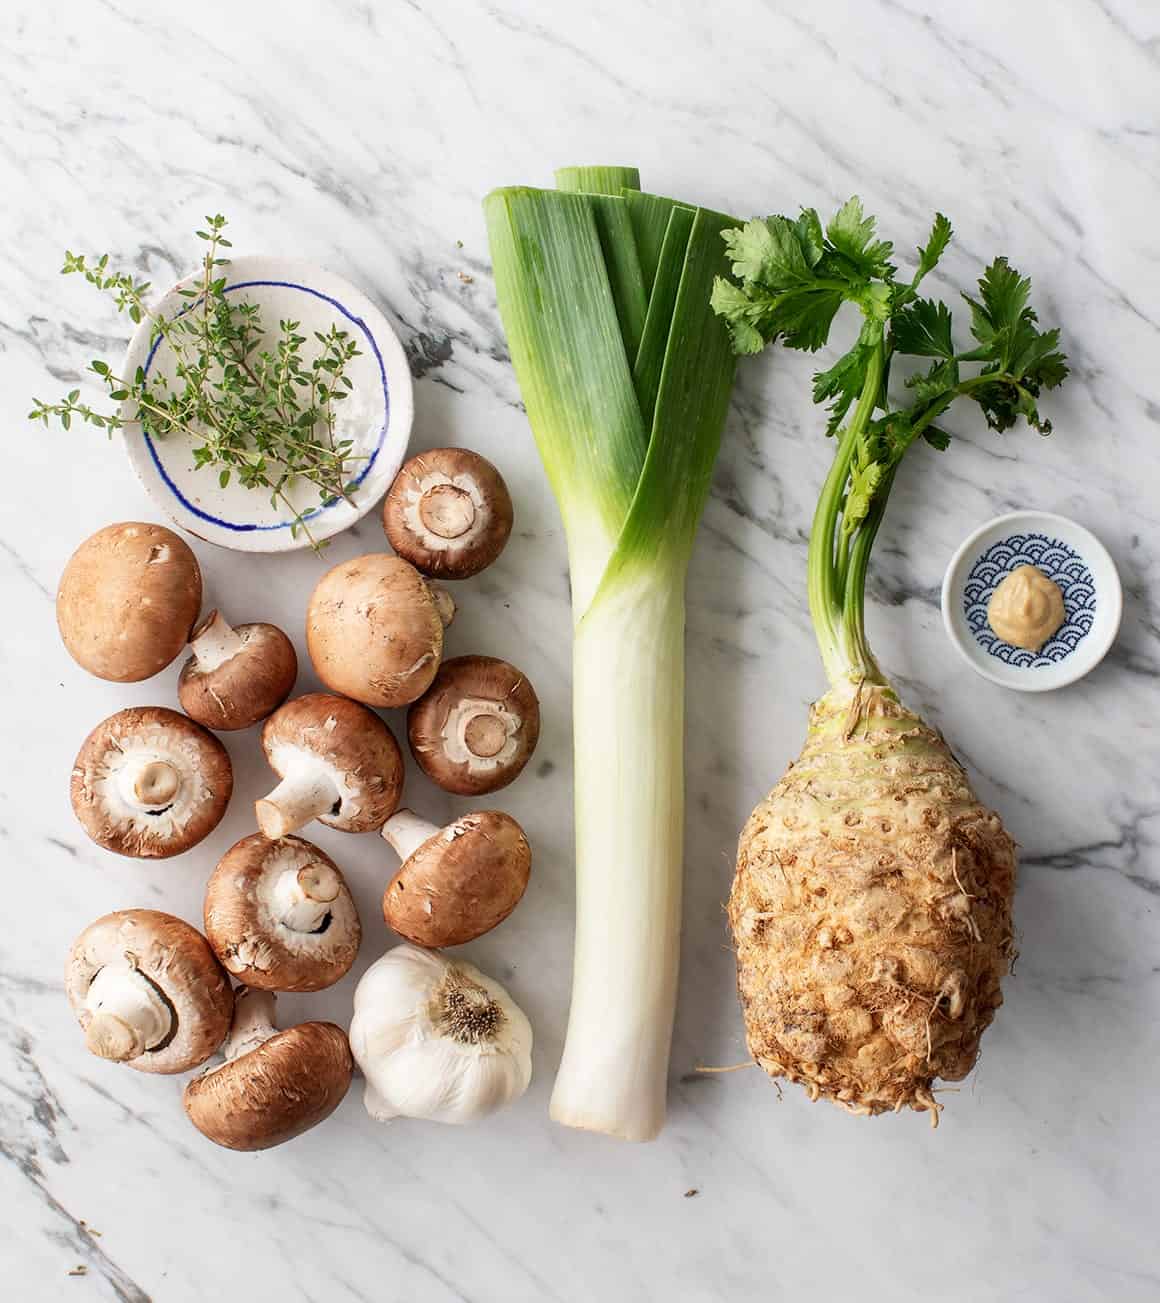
[349,945,532,1125]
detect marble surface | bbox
[3,2,1158,1299]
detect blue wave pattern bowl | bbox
[942,511,1121,692]
[963,532,1095,667]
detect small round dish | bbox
[941,511,1121,692]
[121,256,413,553]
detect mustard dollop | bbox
[986,564,1065,652]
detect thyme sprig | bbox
[30,214,365,546]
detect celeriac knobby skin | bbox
[407,655,540,796]
[183,987,353,1151]
[65,909,233,1074]
[178,609,298,731]
[204,833,361,991]
[730,681,1016,1122]
[57,521,203,682]
[70,706,233,858]
[380,808,532,947]
[256,693,403,839]
[306,554,454,708]
[382,447,514,579]
[348,945,532,1125]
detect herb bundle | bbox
[30,215,363,545]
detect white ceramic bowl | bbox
[941,511,1121,692]
[121,256,413,552]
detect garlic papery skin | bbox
[348,945,532,1125]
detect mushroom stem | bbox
[428,585,456,628]
[270,862,342,933]
[83,963,173,1062]
[221,987,278,1062]
[381,809,440,861]
[188,609,246,671]
[120,757,182,810]
[256,768,342,839]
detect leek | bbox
[484,168,739,1140]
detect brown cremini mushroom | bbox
[71,707,233,858]
[380,808,532,947]
[408,655,540,796]
[178,609,297,731]
[57,522,203,681]
[383,448,514,579]
[183,987,353,1151]
[256,693,403,839]
[204,834,361,991]
[65,909,233,1073]
[306,554,455,709]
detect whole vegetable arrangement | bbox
[712,201,1068,1123]
[485,165,742,1141]
[44,183,1072,1158]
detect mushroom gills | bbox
[444,697,523,771]
[404,472,490,554]
[93,731,207,833]
[83,963,175,1061]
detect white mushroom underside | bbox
[401,471,491,551]
[266,739,365,828]
[438,697,522,774]
[83,726,214,838]
[84,962,173,1051]
[225,842,358,976]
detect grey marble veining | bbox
[3,1,1159,1300]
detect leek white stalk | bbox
[553,575,685,1139]
[485,168,740,1140]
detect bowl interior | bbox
[942,513,1121,691]
[121,257,413,552]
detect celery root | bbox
[715,201,1067,1123]
[730,681,1016,1123]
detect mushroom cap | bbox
[65,910,234,1074]
[260,693,403,833]
[57,522,203,682]
[383,811,532,947]
[383,447,514,579]
[407,655,541,796]
[178,614,298,731]
[306,555,445,708]
[204,834,361,992]
[71,706,233,858]
[183,1021,353,1150]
